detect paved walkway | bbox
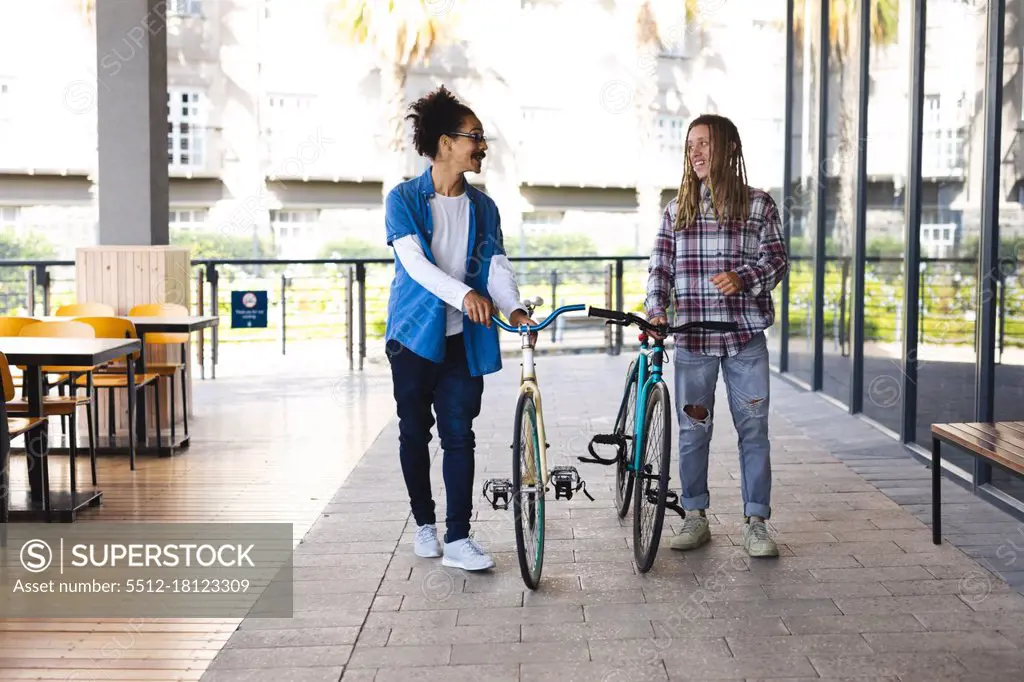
[202,352,1024,682]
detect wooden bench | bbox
[931,421,1024,545]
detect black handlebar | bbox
[587,306,739,335]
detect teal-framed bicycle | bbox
[481,297,592,590]
[579,307,737,572]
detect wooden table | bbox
[0,336,141,521]
[38,315,219,454]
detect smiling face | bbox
[442,115,488,174]
[686,123,712,182]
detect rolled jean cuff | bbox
[682,492,710,511]
[744,503,771,520]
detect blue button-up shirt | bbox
[385,167,506,376]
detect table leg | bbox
[135,344,147,445]
[23,365,48,509]
[932,436,941,545]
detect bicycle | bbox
[579,307,738,573]
[482,296,593,590]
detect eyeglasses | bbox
[447,131,490,144]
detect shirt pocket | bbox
[736,220,761,264]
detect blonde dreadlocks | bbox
[673,114,751,230]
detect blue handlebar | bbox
[492,304,587,333]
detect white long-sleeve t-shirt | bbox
[391,191,524,336]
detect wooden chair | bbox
[13,321,99,490]
[1,351,47,526]
[0,317,39,395]
[55,302,116,317]
[129,303,191,442]
[73,317,162,469]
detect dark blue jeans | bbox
[387,334,483,543]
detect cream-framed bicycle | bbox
[482,297,591,589]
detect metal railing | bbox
[0,256,651,375]
[1,254,1021,375]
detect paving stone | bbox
[663,653,818,679]
[346,645,451,668]
[456,605,584,625]
[385,624,520,646]
[521,620,655,642]
[783,614,926,634]
[808,652,968,678]
[588,636,732,663]
[834,595,973,615]
[726,633,873,657]
[202,669,345,682]
[708,597,841,619]
[521,662,667,682]
[809,566,934,583]
[224,627,361,649]
[450,641,589,665]
[764,582,890,599]
[861,630,1017,652]
[207,646,354,670]
[374,666,517,682]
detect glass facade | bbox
[775,0,1024,510]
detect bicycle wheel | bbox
[612,358,639,518]
[512,391,545,589]
[633,380,672,573]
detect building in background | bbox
[0,0,1020,260]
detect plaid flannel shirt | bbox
[644,183,788,357]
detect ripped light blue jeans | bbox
[673,331,772,519]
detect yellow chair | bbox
[13,321,99,489]
[56,302,116,317]
[0,316,40,393]
[129,303,191,441]
[73,317,162,470]
[1,351,47,525]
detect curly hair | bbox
[405,85,476,159]
[674,114,751,230]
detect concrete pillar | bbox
[95,0,169,246]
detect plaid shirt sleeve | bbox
[734,192,789,297]
[644,203,676,319]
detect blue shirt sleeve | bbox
[384,188,418,246]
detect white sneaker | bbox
[414,524,442,558]
[442,535,495,571]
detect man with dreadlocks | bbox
[644,113,788,558]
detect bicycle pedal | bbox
[664,490,686,519]
[549,466,595,502]
[482,478,512,511]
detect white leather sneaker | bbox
[414,524,442,558]
[442,535,495,571]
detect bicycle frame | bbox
[629,334,667,474]
[493,303,587,491]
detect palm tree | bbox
[326,0,458,201]
[791,0,900,257]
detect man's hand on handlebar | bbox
[648,315,668,341]
[509,308,538,345]
[464,291,496,327]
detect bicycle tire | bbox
[633,380,672,573]
[612,358,639,518]
[512,391,545,589]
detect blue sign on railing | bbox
[231,290,268,328]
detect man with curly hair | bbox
[383,85,534,571]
